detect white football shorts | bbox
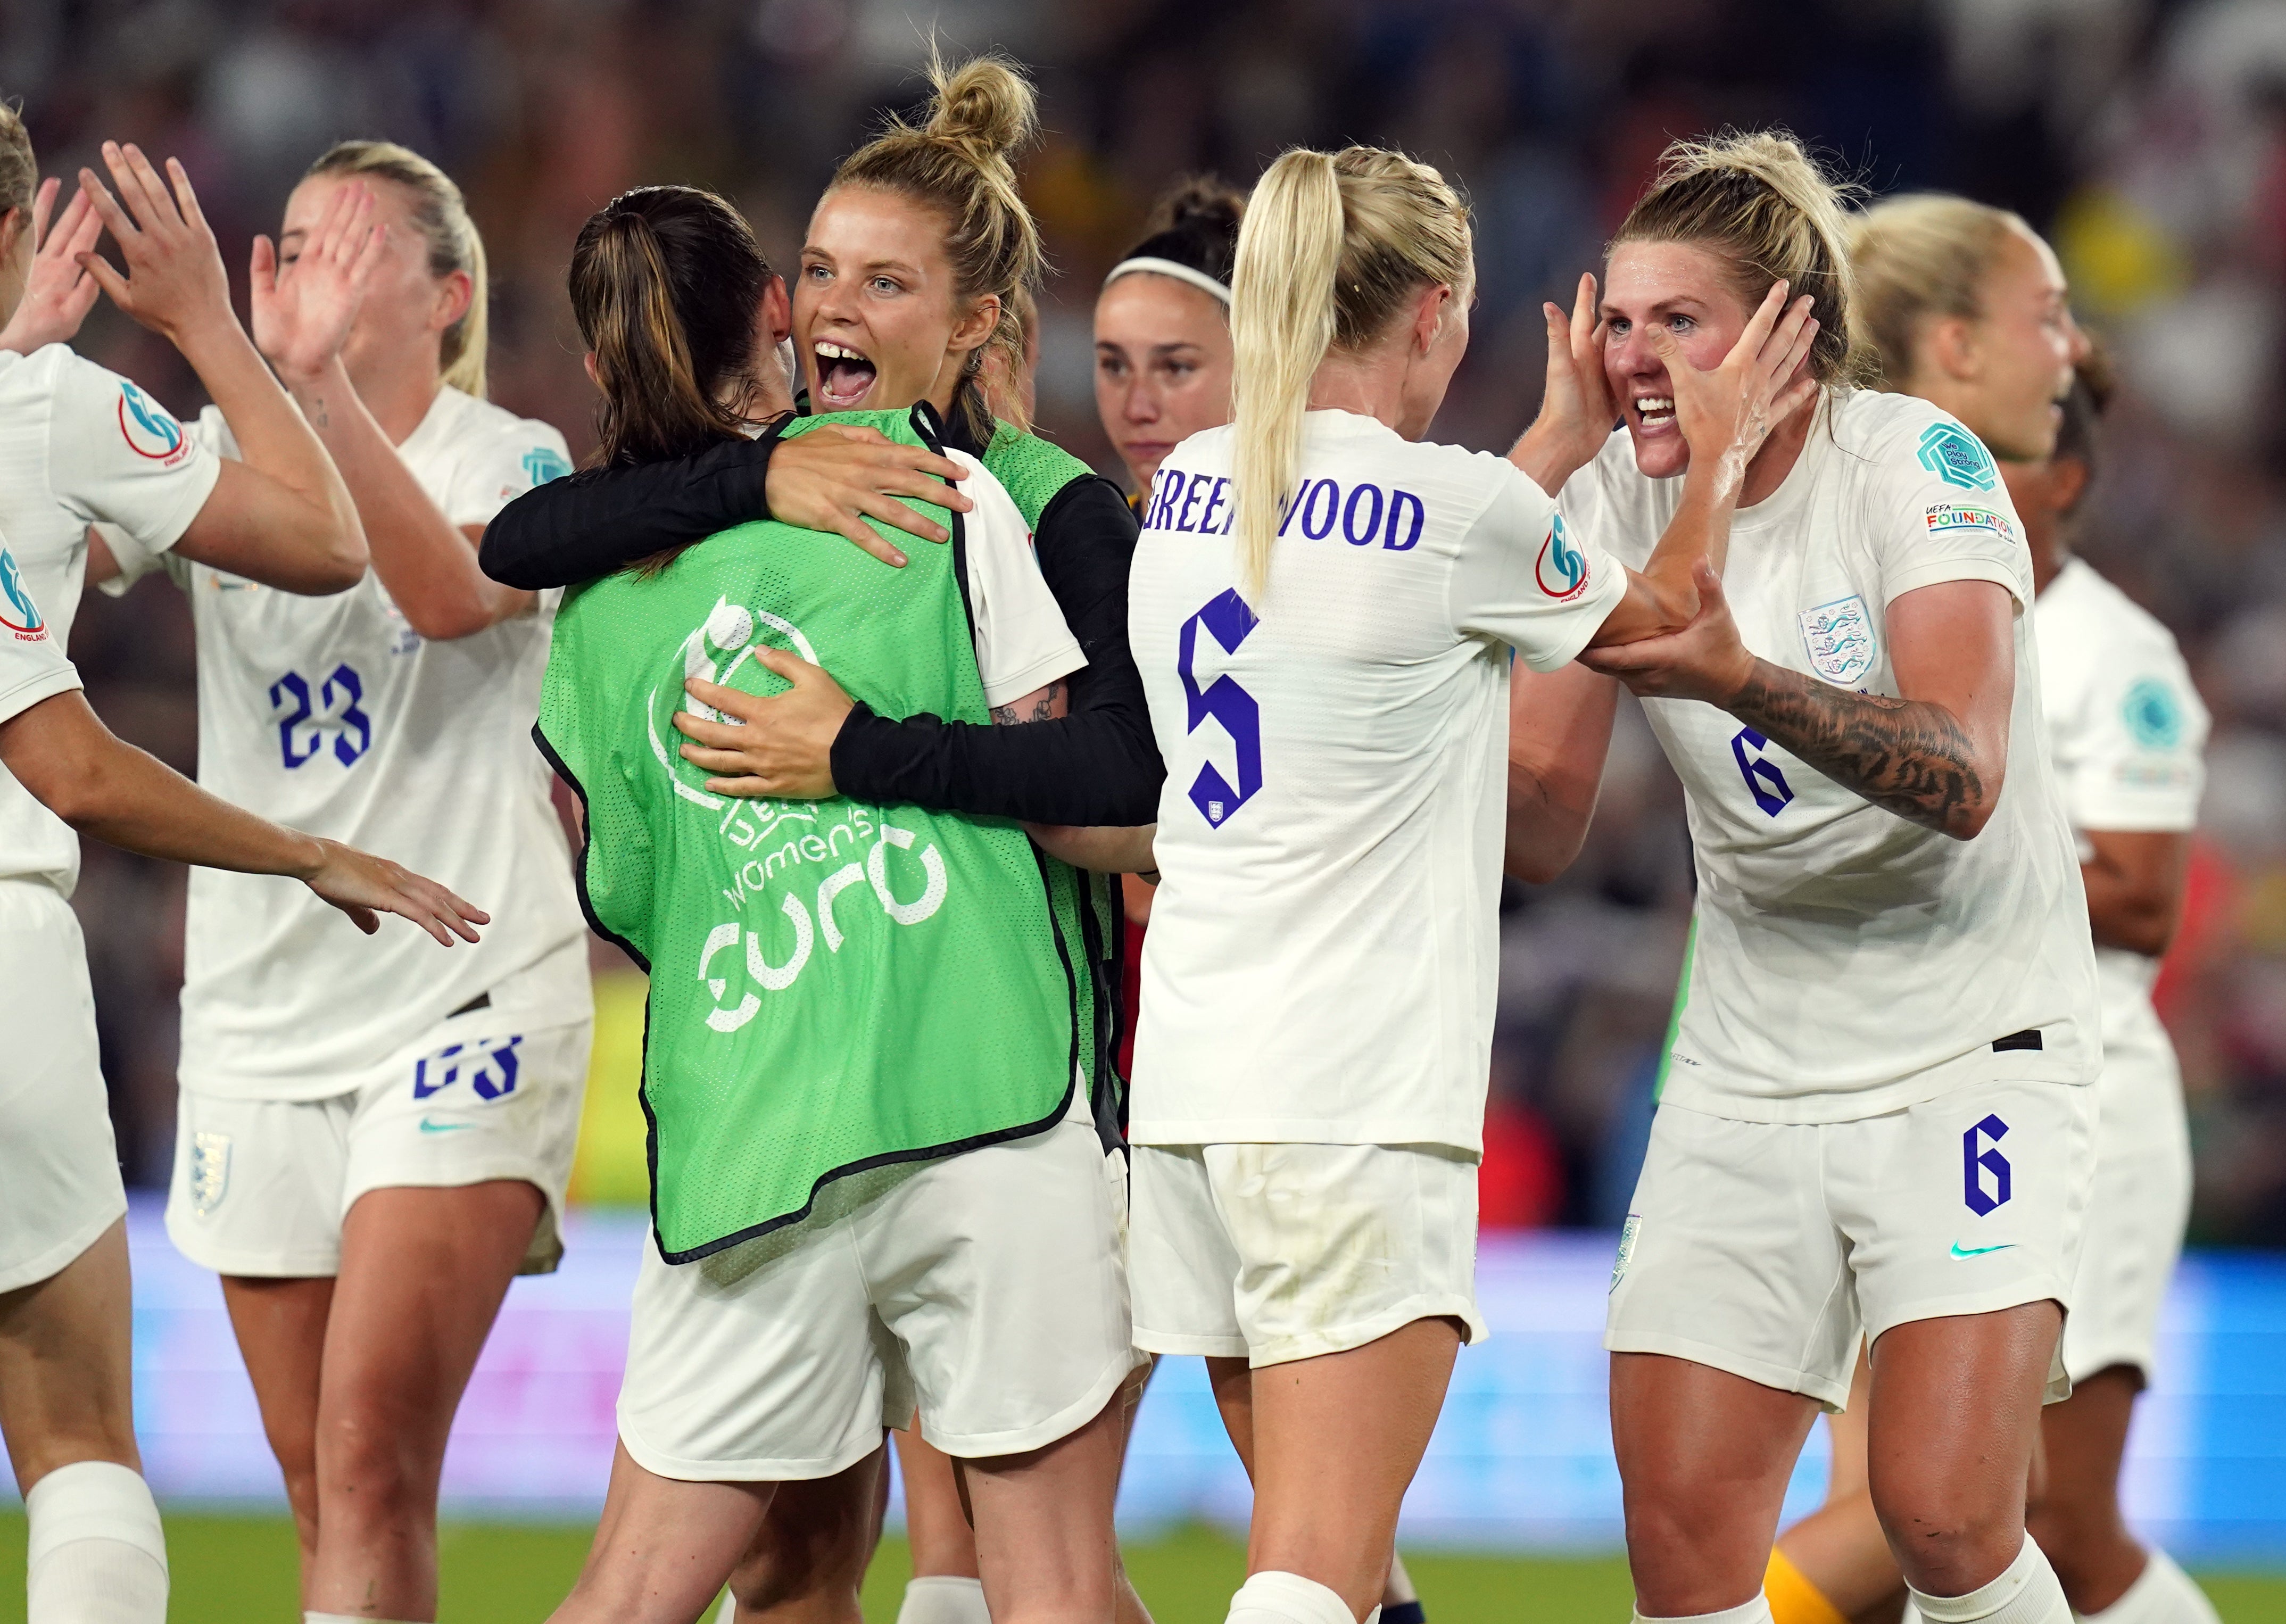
[164,1010,592,1278]
[617,1093,1139,1481]
[1128,1141,1488,1368]
[2064,1023,2192,1387]
[1606,1071,2095,1410]
[0,881,128,1293]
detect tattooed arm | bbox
[1583,564,2017,840]
[991,682,1067,727]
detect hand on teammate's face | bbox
[1532,271,1621,472]
[0,178,104,355]
[1662,282,1821,496]
[74,143,235,349]
[1578,559,1757,705]
[251,179,387,386]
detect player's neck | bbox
[1306,346,1412,433]
[356,359,446,446]
[1736,393,1818,509]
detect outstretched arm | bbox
[478,424,976,586]
[1505,661,1620,884]
[1586,569,2015,840]
[78,143,366,593]
[1,689,485,942]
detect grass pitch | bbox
[0,1513,2282,1621]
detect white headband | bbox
[1104,255,1232,305]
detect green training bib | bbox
[539,407,1080,1261]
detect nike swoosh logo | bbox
[418,1118,475,1134]
[1950,1241,2017,1259]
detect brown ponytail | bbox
[569,186,771,468]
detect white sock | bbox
[897,1576,992,1624]
[1384,1552,1418,1606]
[1908,1537,2070,1624]
[1629,1596,1776,1623]
[2082,1549,2223,1624]
[1229,1570,1357,1624]
[24,1461,167,1624]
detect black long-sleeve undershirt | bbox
[482,429,1164,826]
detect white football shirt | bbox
[0,345,221,894]
[1558,391,2100,1123]
[1127,410,1626,1150]
[2035,557,2207,1069]
[0,539,84,732]
[102,385,594,1099]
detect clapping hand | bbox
[74,142,235,350]
[0,177,105,354]
[251,180,386,386]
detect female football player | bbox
[0,117,478,1624]
[538,179,1133,1624]
[88,140,595,1624]
[1762,202,2220,1624]
[1101,142,1813,1624]
[1543,137,2100,1624]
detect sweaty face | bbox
[1093,272,1234,491]
[1601,241,1757,480]
[795,187,980,416]
[1956,225,2083,463]
[281,174,462,381]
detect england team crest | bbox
[187,1130,231,1217]
[1799,595,1876,686]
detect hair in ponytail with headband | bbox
[568,185,771,468]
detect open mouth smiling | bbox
[815,339,877,408]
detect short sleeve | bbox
[1869,419,2032,608]
[1452,460,1627,672]
[44,354,221,558]
[0,544,84,723]
[950,451,1084,708]
[2058,651,2209,833]
[447,420,575,531]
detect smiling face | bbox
[1945,223,2084,462]
[1600,240,1759,479]
[794,185,997,418]
[281,172,467,388]
[1094,271,1234,490]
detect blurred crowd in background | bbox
[11,0,2286,1242]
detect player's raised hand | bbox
[765,422,973,567]
[1510,272,1621,493]
[75,142,236,350]
[251,180,385,385]
[0,177,106,354]
[298,837,489,944]
[1661,279,1820,499]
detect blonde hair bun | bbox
[922,53,1038,168]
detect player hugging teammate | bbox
[0,36,2214,1624]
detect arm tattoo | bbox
[1728,659,1986,838]
[990,680,1067,727]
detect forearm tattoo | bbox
[1728,660,1986,838]
[990,680,1066,727]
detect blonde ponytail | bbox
[1228,145,1473,603]
[306,140,491,397]
[1230,151,1344,605]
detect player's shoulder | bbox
[2041,559,2188,667]
[432,387,573,473]
[1826,388,2004,495]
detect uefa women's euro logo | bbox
[0,546,46,639]
[1534,515,1589,601]
[117,380,192,466]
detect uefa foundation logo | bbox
[0,546,45,640]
